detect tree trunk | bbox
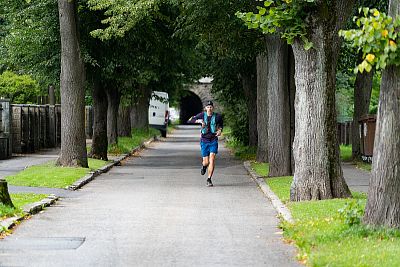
[0,179,14,207]
[256,53,268,162]
[106,87,120,145]
[89,79,108,160]
[289,47,296,173]
[56,0,88,168]
[363,0,400,228]
[118,105,131,137]
[48,85,56,105]
[241,61,258,147]
[266,35,292,177]
[352,67,374,160]
[130,85,151,129]
[290,1,355,200]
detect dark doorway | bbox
[180,91,203,124]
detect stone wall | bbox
[11,104,62,154]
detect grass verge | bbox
[108,127,159,155]
[6,158,108,188]
[1,193,47,219]
[223,128,256,160]
[355,160,372,172]
[339,144,372,172]
[340,144,352,162]
[251,161,400,266]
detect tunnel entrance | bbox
[179,91,203,124]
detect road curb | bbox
[1,194,59,232]
[67,135,158,191]
[243,161,293,223]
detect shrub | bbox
[0,71,40,103]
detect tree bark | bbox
[289,47,296,173]
[266,35,292,176]
[56,0,88,168]
[89,79,108,160]
[290,1,355,200]
[241,60,258,147]
[130,85,151,129]
[256,53,268,162]
[106,87,120,145]
[363,0,400,228]
[118,105,132,137]
[352,67,374,160]
[48,85,56,105]
[0,179,14,207]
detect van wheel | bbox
[161,130,167,138]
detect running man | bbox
[188,101,223,187]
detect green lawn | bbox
[224,129,256,160]
[250,162,269,176]
[340,144,352,162]
[108,127,159,154]
[339,144,372,171]
[0,193,47,218]
[250,162,400,267]
[355,160,372,172]
[5,158,109,188]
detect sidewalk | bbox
[342,162,370,193]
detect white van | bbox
[148,91,169,137]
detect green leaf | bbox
[264,0,273,7]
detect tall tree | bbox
[241,58,258,147]
[256,53,268,162]
[239,0,354,200]
[57,0,88,167]
[106,85,120,145]
[89,77,108,160]
[341,2,400,227]
[266,35,293,177]
[352,67,374,159]
[290,1,354,200]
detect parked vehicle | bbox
[148,91,169,137]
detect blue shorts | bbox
[200,140,218,157]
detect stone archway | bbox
[179,78,221,124]
[179,91,203,124]
[187,78,221,112]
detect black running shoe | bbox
[206,178,213,187]
[201,165,207,175]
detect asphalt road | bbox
[0,125,299,267]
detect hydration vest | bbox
[201,112,216,135]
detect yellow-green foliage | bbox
[0,71,41,103]
[340,8,400,73]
